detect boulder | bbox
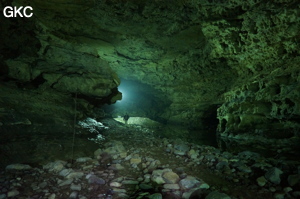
[162,171,180,184]
[151,169,171,184]
[6,164,31,171]
[179,176,200,190]
[205,191,231,199]
[256,176,267,187]
[288,174,300,186]
[265,167,283,184]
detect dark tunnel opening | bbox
[188,105,220,147]
[202,105,219,146]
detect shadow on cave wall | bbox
[0,1,41,60]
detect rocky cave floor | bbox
[0,119,300,199]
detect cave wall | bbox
[0,0,122,127]
[217,64,300,157]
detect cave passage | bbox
[0,0,300,198]
[103,78,170,123]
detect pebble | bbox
[182,188,199,199]
[59,168,72,177]
[269,187,276,192]
[137,177,143,181]
[179,176,200,190]
[162,171,180,184]
[163,183,180,189]
[130,157,142,164]
[7,189,19,197]
[187,149,198,159]
[233,179,239,183]
[115,164,125,170]
[257,176,267,186]
[48,193,56,199]
[206,191,231,199]
[125,155,132,161]
[76,157,92,163]
[265,167,283,184]
[292,191,300,197]
[151,169,170,184]
[112,188,126,193]
[58,179,73,186]
[174,150,186,156]
[43,160,66,172]
[274,193,285,199]
[174,143,190,155]
[70,183,82,191]
[87,174,105,184]
[283,187,292,193]
[139,183,153,190]
[120,152,127,158]
[6,164,32,170]
[69,191,78,199]
[237,165,252,173]
[287,174,300,186]
[82,165,93,170]
[199,183,210,189]
[122,180,139,185]
[216,161,228,170]
[148,193,162,199]
[110,182,122,187]
[112,177,124,182]
[38,181,48,188]
[94,148,102,159]
[66,171,84,179]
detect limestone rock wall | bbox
[0,1,122,161]
[217,64,300,157]
[0,0,122,127]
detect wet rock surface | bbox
[0,119,299,199]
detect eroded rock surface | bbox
[217,66,300,157]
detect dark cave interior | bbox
[0,0,300,199]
